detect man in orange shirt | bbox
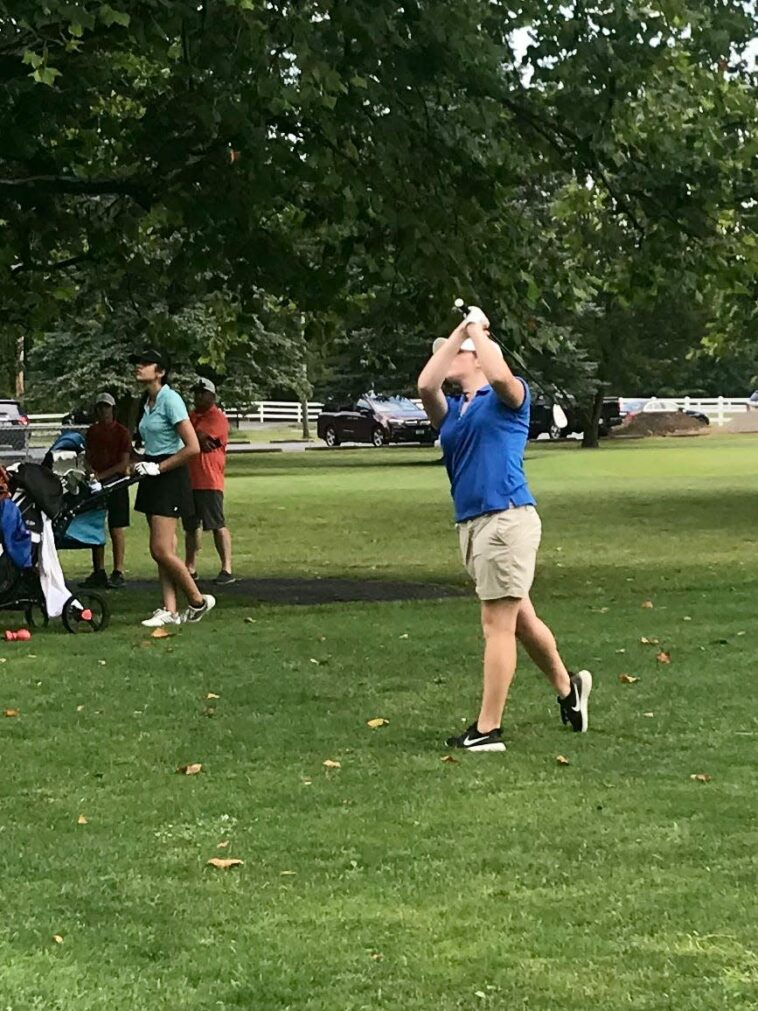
[183,378,235,585]
[82,392,132,588]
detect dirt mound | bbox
[614,412,709,438]
[124,577,466,605]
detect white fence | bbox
[27,402,325,427]
[25,395,755,429]
[619,397,750,427]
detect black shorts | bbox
[183,490,226,532]
[134,457,194,520]
[105,483,130,530]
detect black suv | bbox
[317,395,436,447]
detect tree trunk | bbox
[15,335,24,400]
[581,389,604,448]
[300,396,310,440]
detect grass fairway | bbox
[1,436,756,1010]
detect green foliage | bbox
[1,2,757,410]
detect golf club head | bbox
[552,404,568,429]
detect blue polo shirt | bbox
[138,385,189,456]
[439,382,536,523]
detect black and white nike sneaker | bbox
[558,670,593,733]
[445,722,506,752]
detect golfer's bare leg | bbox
[111,527,125,572]
[92,545,105,573]
[516,595,571,697]
[184,528,202,572]
[477,598,521,732]
[149,516,203,609]
[212,527,232,572]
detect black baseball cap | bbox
[129,348,170,369]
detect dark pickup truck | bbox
[529,397,625,440]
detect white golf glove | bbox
[135,461,161,478]
[464,305,490,328]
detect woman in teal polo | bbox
[132,349,215,628]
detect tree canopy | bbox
[2,1,757,424]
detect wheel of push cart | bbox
[62,591,110,634]
[24,600,49,629]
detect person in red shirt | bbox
[183,378,235,584]
[82,392,132,588]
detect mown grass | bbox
[1,435,756,1010]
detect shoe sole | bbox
[446,742,507,752]
[573,669,593,732]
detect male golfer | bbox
[183,378,236,585]
[417,306,592,751]
[81,392,131,589]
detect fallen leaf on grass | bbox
[176,763,203,776]
[77,815,88,825]
[301,778,312,786]
[98,660,106,666]
[656,651,671,664]
[309,658,320,665]
[440,755,458,764]
[0,657,6,663]
[244,617,256,624]
[52,935,64,944]
[556,755,570,766]
[322,759,341,769]
[619,674,640,684]
[150,628,172,639]
[615,648,626,654]
[366,718,389,729]
[683,616,692,622]
[3,708,19,717]
[76,705,84,712]
[206,692,220,700]
[370,952,384,961]
[640,637,659,646]
[642,600,654,609]
[399,633,409,639]
[217,840,229,849]
[690,773,712,783]
[280,870,297,876]
[207,858,244,869]
[643,712,655,718]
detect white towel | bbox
[39,517,70,618]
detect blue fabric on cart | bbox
[0,498,33,569]
[57,508,107,549]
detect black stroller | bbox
[0,450,136,633]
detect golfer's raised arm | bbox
[417,324,467,427]
[466,322,525,410]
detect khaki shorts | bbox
[457,506,542,600]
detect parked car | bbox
[639,398,710,425]
[0,399,30,452]
[317,395,436,447]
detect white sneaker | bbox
[141,608,182,628]
[182,594,216,624]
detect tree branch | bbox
[10,254,91,275]
[0,175,151,205]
